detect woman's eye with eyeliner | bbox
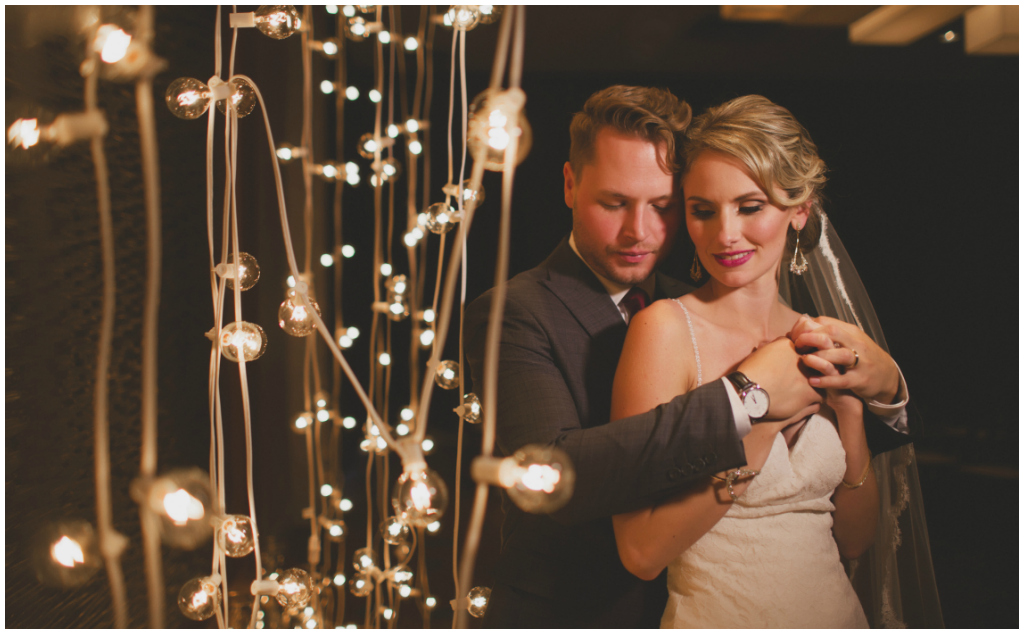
[739,204,763,214]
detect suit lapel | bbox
[539,238,625,338]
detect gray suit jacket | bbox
[464,237,747,628]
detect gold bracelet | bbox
[724,468,760,501]
[841,454,873,489]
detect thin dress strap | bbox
[671,298,702,387]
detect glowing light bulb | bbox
[342,416,357,429]
[425,596,437,608]
[378,352,391,366]
[346,16,368,40]
[350,570,373,597]
[400,407,415,421]
[276,568,314,609]
[178,576,221,620]
[456,392,482,423]
[215,77,257,117]
[434,360,460,389]
[340,498,354,512]
[316,409,331,423]
[424,202,457,234]
[478,4,504,24]
[380,263,393,276]
[276,142,305,163]
[320,253,334,267]
[468,88,532,171]
[8,118,41,150]
[219,514,255,557]
[358,132,394,158]
[505,445,576,513]
[320,484,334,497]
[342,244,356,258]
[426,520,441,534]
[320,38,340,56]
[333,573,346,586]
[143,468,216,549]
[344,85,360,100]
[392,468,448,527]
[408,139,423,155]
[369,89,382,103]
[467,586,491,618]
[370,158,401,187]
[292,412,313,433]
[287,275,297,288]
[343,5,357,18]
[391,564,414,585]
[421,437,435,454]
[396,423,410,436]
[443,179,486,208]
[220,322,268,362]
[338,334,354,348]
[378,30,391,44]
[447,6,481,30]
[404,36,419,51]
[215,251,261,291]
[420,329,435,347]
[398,583,413,598]
[279,289,321,337]
[387,123,400,138]
[165,77,212,120]
[324,518,347,542]
[255,5,303,39]
[320,80,337,95]
[34,521,101,587]
[381,516,412,546]
[326,5,339,15]
[96,24,132,64]
[353,547,378,572]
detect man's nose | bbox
[621,206,649,242]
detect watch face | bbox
[743,388,769,419]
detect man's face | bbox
[564,128,681,286]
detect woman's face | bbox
[683,151,808,291]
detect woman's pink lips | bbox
[712,250,753,267]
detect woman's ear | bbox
[792,200,813,229]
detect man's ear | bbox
[563,161,576,209]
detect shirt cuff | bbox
[721,377,752,439]
[865,362,909,434]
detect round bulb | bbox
[165,77,211,120]
[346,16,368,40]
[278,289,321,337]
[468,88,532,171]
[324,518,347,542]
[218,514,255,557]
[292,412,313,433]
[220,321,268,362]
[215,77,257,117]
[343,5,357,17]
[340,498,354,512]
[477,4,504,24]
[447,6,481,30]
[424,202,457,235]
[408,139,423,155]
[345,85,360,100]
[425,596,437,608]
[419,329,435,347]
[504,445,576,514]
[378,30,391,44]
[320,38,339,56]
[421,437,435,454]
[380,516,412,547]
[387,123,400,138]
[368,89,382,103]
[320,80,336,95]
[33,520,101,588]
[353,547,378,572]
[342,416,357,429]
[350,570,373,597]
[326,5,339,15]
[422,309,435,323]
[378,352,391,366]
[467,586,491,618]
[215,251,261,291]
[400,407,415,421]
[426,520,441,534]
[434,360,460,390]
[404,36,419,51]
[276,568,314,609]
[320,253,334,267]
[391,468,448,527]
[255,5,303,39]
[178,576,221,621]
[333,573,345,586]
[341,244,356,258]
[461,392,482,423]
[391,564,414,586]
[146,468,216,549]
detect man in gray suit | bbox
[464,86,905,628]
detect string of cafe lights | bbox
[10,4,578,629]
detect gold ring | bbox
[851,349,859,367]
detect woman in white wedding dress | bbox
[610,95,887,628]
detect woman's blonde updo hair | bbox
[682,95,826,252]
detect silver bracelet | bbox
[724,468,760,502]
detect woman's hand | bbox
[789,315,900,405]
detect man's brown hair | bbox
[568,85,692,178]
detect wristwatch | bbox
[726,371,770,421]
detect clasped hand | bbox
[788,315,900,407]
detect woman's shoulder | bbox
[634,297,692,329]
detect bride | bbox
[610,95,933,627]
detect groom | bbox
[463,85,907,628]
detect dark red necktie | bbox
[620,287,651,322]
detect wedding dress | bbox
[661,414,868,628]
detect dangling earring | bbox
[789,225,808,275]
[690,252,703,282]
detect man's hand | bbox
[789,315,900,404]
[736,337,822,422]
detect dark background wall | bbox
[5,6,1017,628]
